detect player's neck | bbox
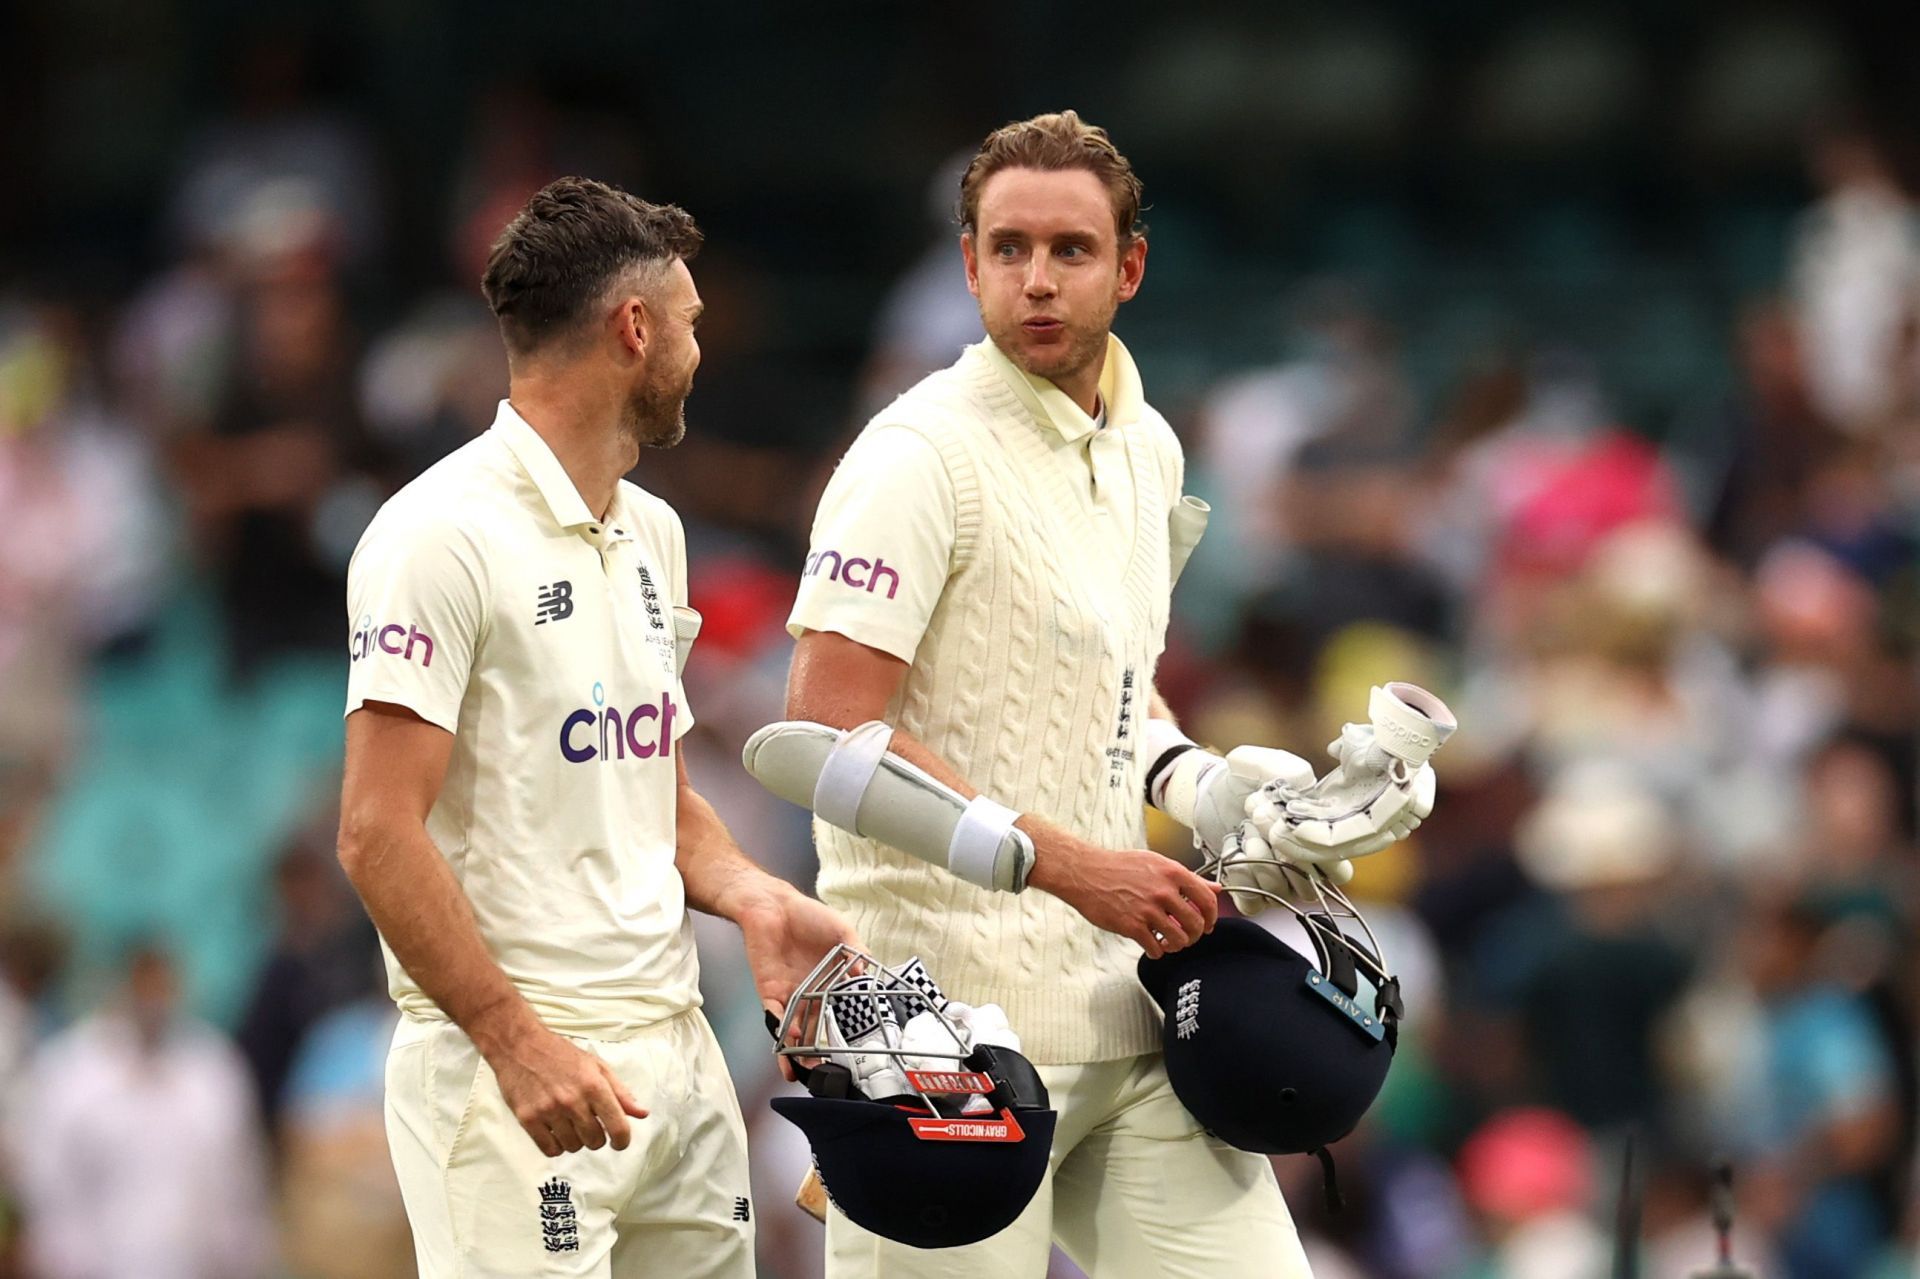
[1047,349,1106,418]
[507,378,635,522]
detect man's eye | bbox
[996,243,1020,258]
[1059,245,1084,259]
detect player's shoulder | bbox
[614,477,685,545]
[837,392,983,501]
[1133,398,1182,453]
[354,436,507,563]
[1133,399,1186,488]
[868,352,997,446]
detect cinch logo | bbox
[803,549,900,600]
[559,682,677,763]
[349,614,435,666]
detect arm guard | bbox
[742,720,1034,893]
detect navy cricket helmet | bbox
[1139,842,1402,1179]
[768,945,1057,1249]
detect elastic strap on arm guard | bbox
[743,720,1034,893]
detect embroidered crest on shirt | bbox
[538,1177,580,1253]
[635,564,680,671]
[536,580,574,625]
[1106,666,1137,788]
[636,566,666,630]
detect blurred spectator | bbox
[275,995,409,1279]
[4,944,273,1278]
[1504,762,1690,1136]
[1454,1107,1608,1279]
[0,917,63,1105]
[1692,298,1842,568]
[1790,121,1920,432]
[165,31,382,272]
[0,303,169,768]
[1736,894,1901,1277]
[856,148,982,417]
[167,220,387,675]
[233,835,381,1139]
[1191,285,1418,625]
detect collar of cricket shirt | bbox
[490,399,604,533]
[979,331,1144,444]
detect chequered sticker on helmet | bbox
[891,956,947,1020]
[831,976,887,1043]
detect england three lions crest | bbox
[539,1176,580,1254]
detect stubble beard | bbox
[621,371,689,451]
[985,303,1115,392]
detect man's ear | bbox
[614,294,650,358]
[960,233,982,300]
[1116,235,1147,304]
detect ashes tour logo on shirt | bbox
[1106,666,1137,788]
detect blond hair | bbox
[958,110,1145,242]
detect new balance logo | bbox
[536,580,574,624]
[732,1196,751,1223]
[538,1177,579,1254]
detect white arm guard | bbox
[742,720,1035,893]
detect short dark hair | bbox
[959,110,1146,243]
[481,177,703,357]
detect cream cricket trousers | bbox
[386,1009,754,1278]
[824,1051,1310,1278]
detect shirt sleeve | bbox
[344,515,488,733]
[787,424,955,663]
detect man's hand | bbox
[737,888,863,1080]
[482,1018,649,1158]
[1029,842,1221,959]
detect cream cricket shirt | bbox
[346,401,700,1038]
[787,334,1188,1063]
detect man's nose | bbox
[1024,256,1056,298]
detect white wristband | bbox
[1143,718,1200,810]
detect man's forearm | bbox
[846,723,1101,892]
[675,782,800,922]
[338,818,537,1057]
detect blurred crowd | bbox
[7,24,1920,1279]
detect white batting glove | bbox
[1194,745,1319,859]
[1151,726,1319,860]
[1259,683,1453,869]
[1215,819,1355,916]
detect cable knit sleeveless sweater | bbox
[813,341,1180,1064]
